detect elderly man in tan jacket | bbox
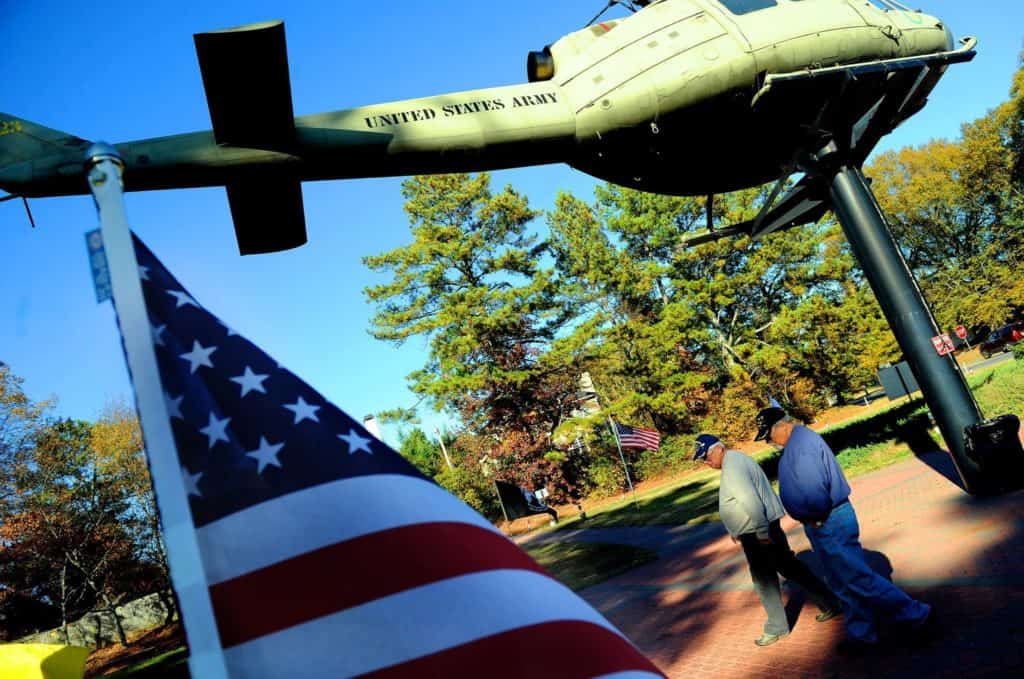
[694,434,841,647]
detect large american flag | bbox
[130,235,665,678]
[614,423,661,451]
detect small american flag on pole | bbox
[126,234,665,678]
[614,423,661,451]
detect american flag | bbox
[614,423,661,451]
[130,235,665,678]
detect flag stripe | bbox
[210,522,547,647]
[222,570,628,678]
[197,474,498,584]
[363,620,664,678]
[616,423,660,451]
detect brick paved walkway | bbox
[570,451,1024,678]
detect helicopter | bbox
[1,0,974,254]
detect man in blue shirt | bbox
[755,407,933,651]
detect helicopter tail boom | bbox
[0,114,92,198]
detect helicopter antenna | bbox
[585,1,645,27]
[0,193,36,228]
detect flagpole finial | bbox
[85,142,124,194]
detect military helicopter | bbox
[1,0,973,254]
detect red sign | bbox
[932,333,956,356]
[955,325,967,340]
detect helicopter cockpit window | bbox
[716,0,778,15]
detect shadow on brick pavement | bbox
[573,452,1024,678]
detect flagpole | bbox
[607,416,639,511]
[86,144,229,679]
[494,480,512,535]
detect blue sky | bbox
[2,0,1021,448]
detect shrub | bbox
[634,434,698,480]
[435,466,502,521]
[587,457,626,498]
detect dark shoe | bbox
[754,631,789,647]
[816,608,842,623]
[904,605,937,645]
[837,638,877,655]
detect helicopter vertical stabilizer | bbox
[194,20,307,254]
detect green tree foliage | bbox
[0,371,163,643]
[868,64,1024,331]
[2,419,143,644]
[398,427,441,476]
[90,402,176,624]
[364,174,588,504]
[0,365,52,508]
[547,183,870,435]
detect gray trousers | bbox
[739,520,840,636]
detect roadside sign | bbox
[932,333,956,356]
[955,325,967,340]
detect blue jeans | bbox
[804,502,930,643]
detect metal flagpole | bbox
[435,427,454,469]
[86,143,229,678]
[494,481,511,532]
[606,415,639,510]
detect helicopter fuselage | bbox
[2,0,956,198]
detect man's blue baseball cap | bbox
[693,434,721,461]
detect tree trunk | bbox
[60,563,70,645]
[101,591,128,646]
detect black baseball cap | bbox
[754,407,786,441]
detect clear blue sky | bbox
[2,0,1021,448]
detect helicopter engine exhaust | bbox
[527,47,554,82]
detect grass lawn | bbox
[101,647,188,678]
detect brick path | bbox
[570,451,1024,678]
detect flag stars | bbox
[284,396,320,424]
[199,412,231,450]
[167,289,200,309]
[165,392,184,420]
[230,366,269,397]
[139,265,151,281]
[180,340,217,374]
[246,437,285,474]
[152,323,167,348]
[338,429,373,455]
[183,467,203,497]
